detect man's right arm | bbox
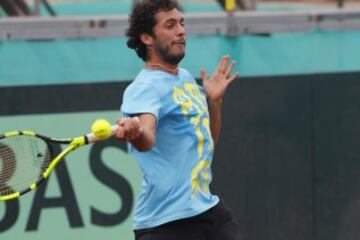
[115,113,157,152]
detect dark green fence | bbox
[1,71,360,239]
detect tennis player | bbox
[115,0,242,239]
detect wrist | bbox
[207,97,223,106]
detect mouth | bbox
[173,40,186,46]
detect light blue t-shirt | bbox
[121,68,219,230]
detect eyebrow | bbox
[163,17,184,25]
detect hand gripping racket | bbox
[0,121,118,201]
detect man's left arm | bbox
[207,98,223,145]
[201,55,238,145]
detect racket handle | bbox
[110,125,119,136]
[86,116,141,143]
[86,125,119,143]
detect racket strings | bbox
[0,135,52,196]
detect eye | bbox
[166,23,175,29]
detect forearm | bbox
[202,55,237,144]
[130,127,155,152]
[208,98,223,145]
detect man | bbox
[115,0,242,239]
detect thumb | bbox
[115,126,125,139]
[200,68,208,82]
[116,118,125,126]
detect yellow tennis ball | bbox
[91,119,112,140]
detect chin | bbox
[165,53,185,65]
[172,44,185,53]
[174,48,185,57]
[175,51,185,57]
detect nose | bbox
[177,22,186,36]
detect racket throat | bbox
[43,137,86,179]
[70,136,88,148]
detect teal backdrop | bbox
[1,31,360,87]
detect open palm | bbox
[201,55,238,102]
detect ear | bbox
[140,33,154,46]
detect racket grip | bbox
[110,125,119,136]
[86,116,141,143]
[86,125,119,143]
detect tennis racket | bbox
[0,124,118,201]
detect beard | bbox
[154,39,185,65]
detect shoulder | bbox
[125,70,161,96]
[179,68,197,84]
[179,68,193,78]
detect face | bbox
[150,8,186,65]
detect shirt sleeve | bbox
[121,82,162,120]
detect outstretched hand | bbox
[201,55,238,102]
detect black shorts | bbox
[134,200,243,240]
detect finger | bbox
[129,117,142,132]
[128,128,142,141]
[123,117,137,131]
[126,128,141,141]
[123,117,142,140]
[123,120,131,132]
[123,127,132,141]
[137,123,144,134]
[133,117,143,136]
[227,72,239,86]
[216,55,229,74]
[224,60,236,77]
[133,116,141,126]
[117,118,127,126]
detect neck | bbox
[145,62,179,75]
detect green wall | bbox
[0,111,141,240]
[2,72,360,240]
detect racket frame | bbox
[0,124,118,201]
[0,130,87,201]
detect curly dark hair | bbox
[126,0,181,62]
